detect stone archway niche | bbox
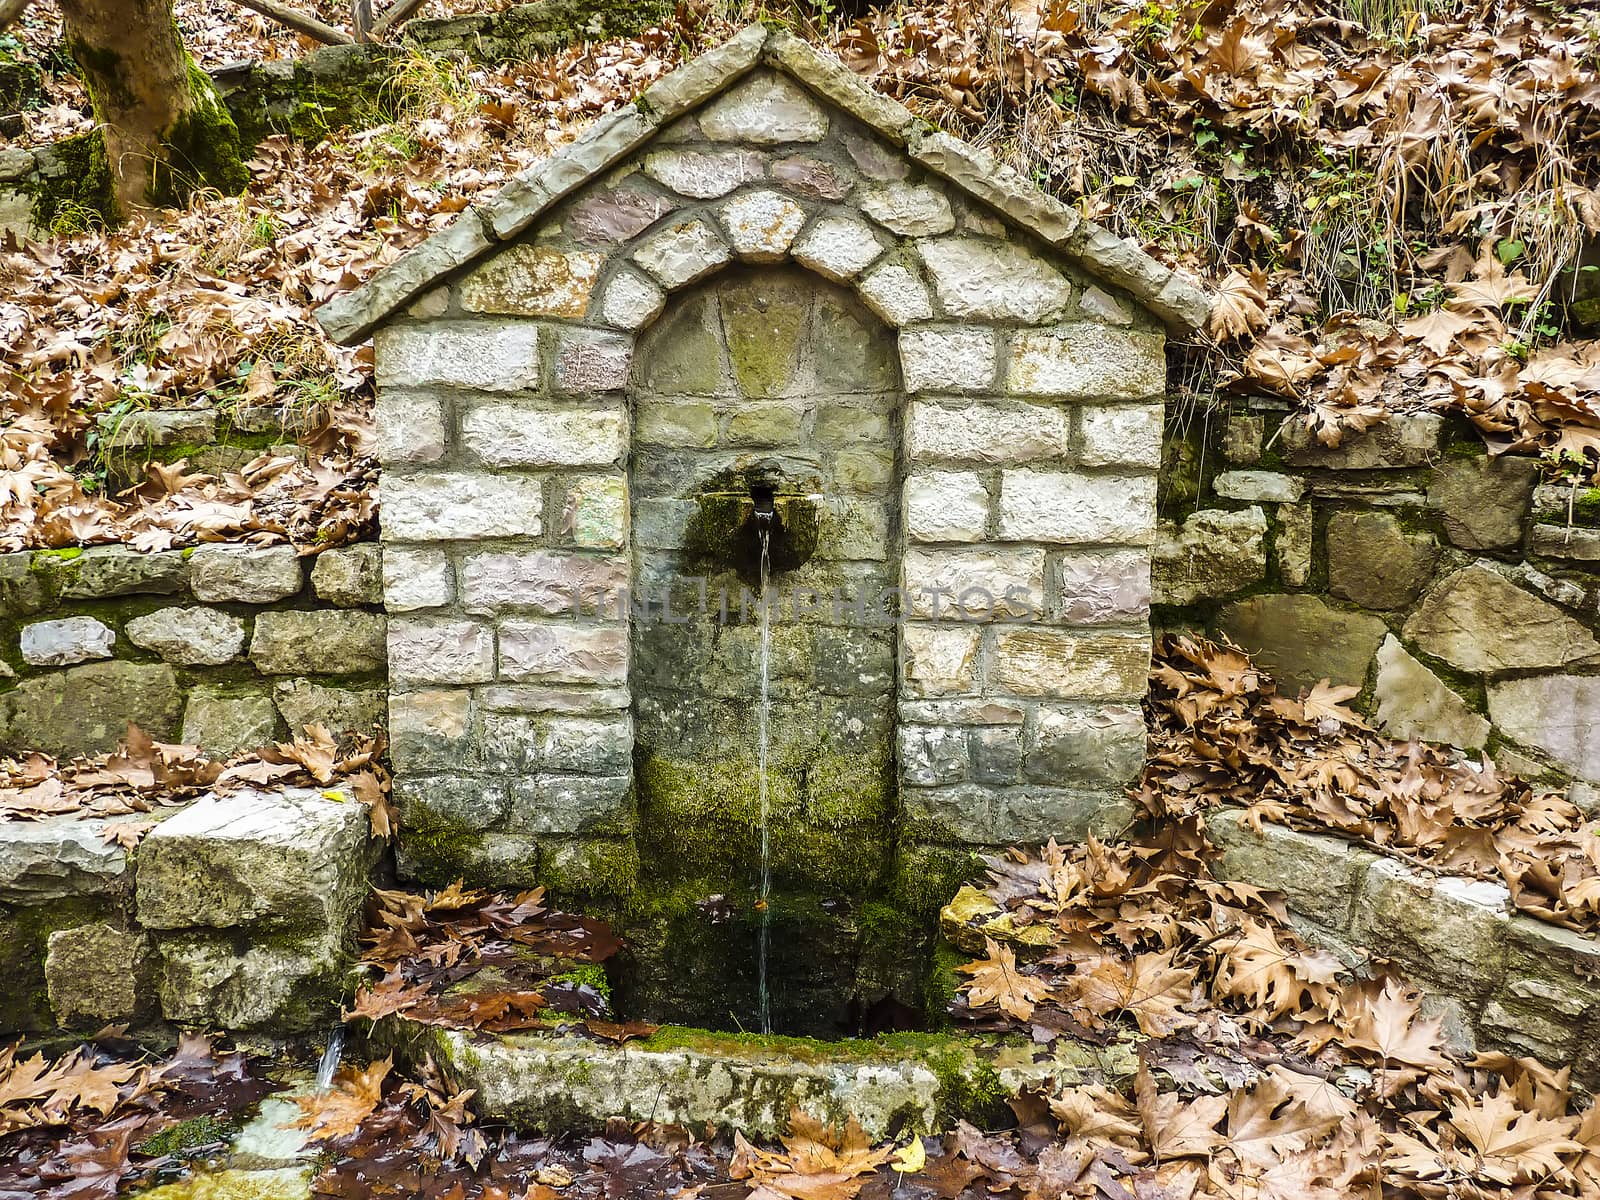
[319,24,1203,1035]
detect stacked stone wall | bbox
[1157,401,1600,804]
[0,538,386,759]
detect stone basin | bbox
[375,1020,1136,1138]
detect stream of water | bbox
[755,520,773,1035]
[314,1026,343,1092]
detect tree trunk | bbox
[56,0,248,217]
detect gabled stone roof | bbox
[315,23,1212,345]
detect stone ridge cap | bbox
[314,21,1213,345]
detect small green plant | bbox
[249,210,281,246]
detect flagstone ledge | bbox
[1207,810,1600,1084]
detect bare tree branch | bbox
[0,0,33,31]
[229,0,353,45]
[352,0,372,42]
[371,0,428,38]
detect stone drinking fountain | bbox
[315,21,1206,1128]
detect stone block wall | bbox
[367,58,1170,895]
[1156,401,1600,801]
[0,541,386,759]
[1210,814,1600,1085]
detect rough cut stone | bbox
[382,547,453,611]
[905,783,1127,846]
[1025,704,1145,787]
[310,544,382,607]
[898,327,996,393]
[460,550,628,615]
[915,128,1084,251]
[719,190,807,262]
[461,403,626,468]
[901,624,980,696]
[1532,524,1600,561]
[919,238,1073,322]
[125,607,246,666]
[765,157,851,204]
[1151,507,1267,607]
[505,775,631,835]
[1219,593,1386,692]
[997,471,1157,545]
[1079,405,1163,469]
[250,610,386,675]
[903,548,1045,619]
[46,923,148,1026]
[459,245,604,318]
[156,929,344,1032]
[188,545,303,603]
[567,185,679,246]
[477,712,631,774]
[1487,675,1600,781]
[553,329,633,394]
[137,786,374,932]
[644,148,764,198]
[855,261,933,325]
[0,815,129,902]
[1,661,181,756]
[46,547,187,599]
[1007,325,1166,399]
[1327,511,1439,610]
[1077,286,1132,326]
[906,403,1065,464]
[993,630,1151,698]
[382,473,545,541]
[181,689,279,756]
[1350,858,1509,996]
[373,391,447,466]
[99,408,216,451]
[859,183,954,236]
[1055,550,1151,625]
[316,213,491,344]
[790,214,883,282]
[388,619,497,685]
[904,472,989,543]
[376,320,541,391]
[1427,454,1539,550]
[1278,412,1444,468]
[497,622,630,685]
[274,681,387,738]
[1213,470,1305,503]
[562,475,628,550]
[389,689,473,771]
[632,219,733,288]
[699,72,828,143]
[1276,503,1313,587]
[598,268,667,331]
[20,616,115,667]
[1207,814,1376,929]
[1222,415,1264,464]
[1403,564,1600,674]
[898,725,967,786]
[1373,635,1490,750]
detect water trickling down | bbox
[755,505,774,1035]
[315,1025,344,1093]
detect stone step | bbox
[376,1020,1129,1139]
[1207,809,1600,1082]
[0,786,379,1036]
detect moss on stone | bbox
[546,963,611,1000]
[921,939,966,1032]
[136,1114,233,1158]
[397,806,490,886]
[28,130,115,233]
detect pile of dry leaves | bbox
[945,832,1600,1197]
[0,721,394,845]
[1139,633,1600,932]
[0,1031,279,1197]
[836,0,1600,468]
[343,880,654,1043]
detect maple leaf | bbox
[1447,1086,1581,1184]
[1074,951,1197,1036]
[958,938,1052,1020]
[1135,1060,1227,1160]
[1210,269,1270,340]
[287,1055,391,1141]
[1401,307,1478,355]
[1337,978,1453,1071]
